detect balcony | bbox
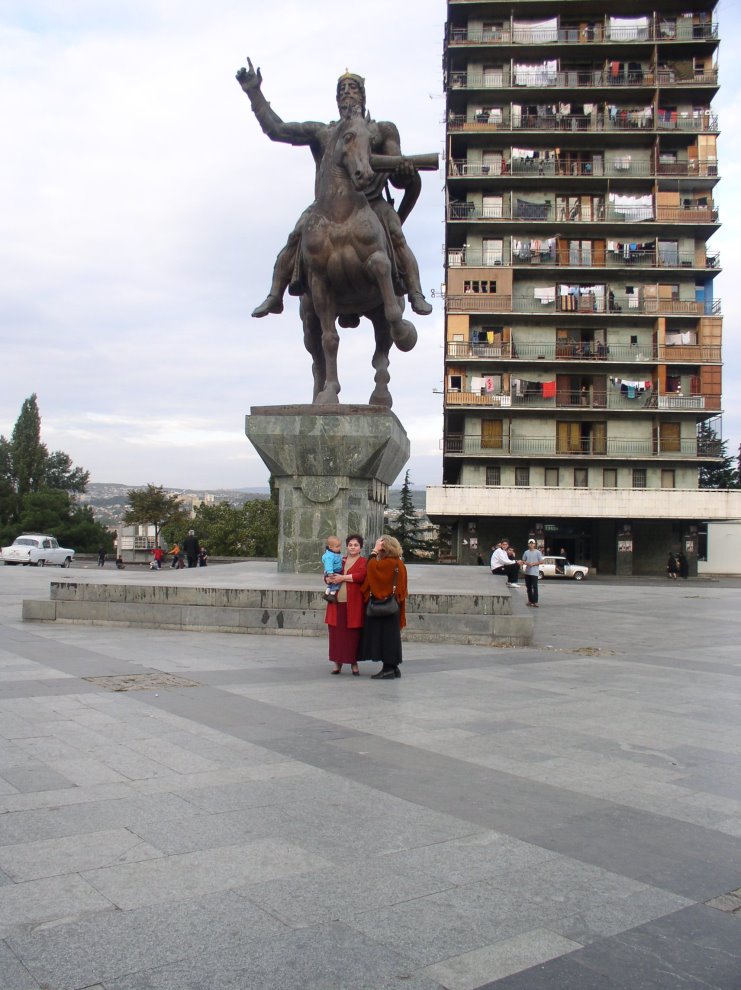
[445,341,722,364]
[445,390,715,412]
[448,247,720,272]
[446,111,718,134]
[442,435,722,458]
[449,68,718,92]
[448,159,719,180]
[447,23,719,46]
[447,202,719,226]
[445,293,722,317]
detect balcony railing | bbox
[449,248,720,271]
[445,341,722,364]
[445,294,721,316]
[449,159,719,180]
[447,202,719,225]
[449,68,718,91]
[443,435,723,458]
[445,390,714,412]
[447,111,718,134]
[448,23,719,46]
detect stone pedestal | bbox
[246,405,410,573]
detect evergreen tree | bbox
[9,394,47,498]
[697,423,739,489]
[386,470,438,560]
[123,485,189,547]
[0,395,97,543]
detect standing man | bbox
[183,530,200,569]
[522,539,544,607]
[490,539,520,587]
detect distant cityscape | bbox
[80,483,427,528]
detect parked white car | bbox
[0,535,75,568]
[538,556,589,580]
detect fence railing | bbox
[443,435,723,457]
[448,23,719,45]
[445,294,721,316]
[447,112,718,134]
[445,341,722,363]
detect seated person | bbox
[490,539,521,587]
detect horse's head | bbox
[334,112,375,191]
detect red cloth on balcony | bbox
[542,381,557,398]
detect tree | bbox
[385,470,438,560]
[7,489,113,553]
[0,395,95,541]
[191,498,278,557]
[9,394,47,499]
[123,485,190,547]
[697,423,739,489]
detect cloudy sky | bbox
[1,1,739,491]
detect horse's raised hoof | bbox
[409,292,433,316]
[338,314,360,328]
[391,320,417,353]
[368,391,392,408]
[251,294,284,318]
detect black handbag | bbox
[366,563,399,618]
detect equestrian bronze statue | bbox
[236,60,438,407]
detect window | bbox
[632,468,647,488]
[603,468,617,488]
[449,375,462,391]
[463,280,497,294]
[515,466,530,487]
[574,469,588,488]
[486,466,501,486]
[661,469,676,489]
[545,468,559,487]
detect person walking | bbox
[360,535,408,680]
[677,550,689,579]
[183,530,200,569]
[666,552,678,580]
[169,543,181,569]
[97,547,106,567]
[325,535,367,675]
[521,539,544,607]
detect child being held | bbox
[322,536,343,602]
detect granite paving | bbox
[1,562,740,989]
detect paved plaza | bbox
[1,563,740,989]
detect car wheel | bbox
[539,570,545,579]
[61,557,72,568]
[573,571,584,580]
[34,559,46,567]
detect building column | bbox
[616,523,633,576]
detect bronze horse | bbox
[299,113,425,408]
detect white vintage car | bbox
[538,556,589,580]
[0,534,75,568]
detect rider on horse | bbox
[236,60,432,324]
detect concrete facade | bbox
[436,1,727,574]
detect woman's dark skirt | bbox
[359,613,403,668]
[328,603,362,665]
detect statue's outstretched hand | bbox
[236,57,262,92]
[392,159,417,183]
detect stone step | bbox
[23,580,533,647]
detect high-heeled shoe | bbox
[351,667,360,676]
[330,667,341,675]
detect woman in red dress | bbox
[325,534,367,675]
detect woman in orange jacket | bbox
[359,535,408,680]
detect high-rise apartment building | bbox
[427,1,734,574]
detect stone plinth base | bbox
[23,581,533,647]
[246,405,410,573]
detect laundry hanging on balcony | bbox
[542,381,557,398]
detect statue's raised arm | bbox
[236,57,325,148]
